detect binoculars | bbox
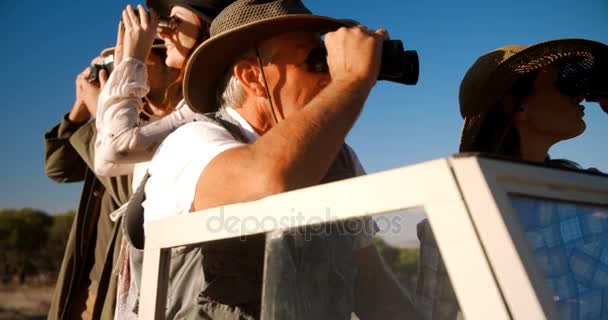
[306,40,419,85]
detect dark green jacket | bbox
[44,116,132,320]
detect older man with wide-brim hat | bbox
[142,0,419,319]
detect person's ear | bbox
[234,60,266,98]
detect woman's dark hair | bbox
[162,20,211,109]
[471,70,539,157]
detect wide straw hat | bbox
[146,0,236,23]
[183,0,355,114]
[459,38,606,152]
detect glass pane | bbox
[510,195,608,320]
[374,210,466,320]
[261,209,466,320]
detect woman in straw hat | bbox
[91,1,234,319]
[458,39,606,163]
[416,39,607,320]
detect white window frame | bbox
[138,155,608,320]
[451,156,608,320]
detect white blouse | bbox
[94,57,205,178]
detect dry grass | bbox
[0,285,53,320]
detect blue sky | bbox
[0,0,606,214]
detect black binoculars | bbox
[558,57,607,102]
[89,56,115,82]
[306,39,419,85]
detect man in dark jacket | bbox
[44,57,132,320]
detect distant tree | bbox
[375,238,420,291]
[0,208,53,284]
[41,210,75,275]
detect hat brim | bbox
[184,14,351,114]
[146,0,173,18]
[99,44,166,59]
[460,38,607,152]
[146,0,214,23]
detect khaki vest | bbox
[124,108,358,319]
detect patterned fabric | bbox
[414,219,462,320]
[511,196,608,320]
[414,198,608,320]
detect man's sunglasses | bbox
[305,46,329,73]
